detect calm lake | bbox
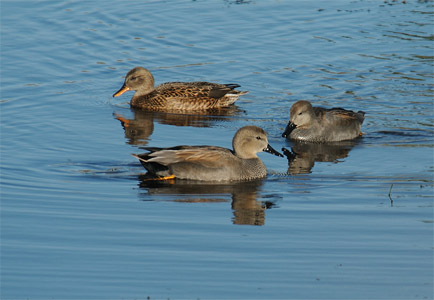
[1,0,433,299]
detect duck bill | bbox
[113,84,130,97]
[264,144,283,157]
[282,121,297,138]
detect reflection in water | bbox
[138,178,270,226]
[283,139,361,175]
[114,106,243,145]
[114,112,154,146]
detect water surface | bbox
[1,1,433,299]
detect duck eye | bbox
[298,112,303,115]
[256,136,261,140]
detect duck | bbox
[282,100,365,142]
[132,126,283,181]
[113,67,248,111]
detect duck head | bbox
[282,100,314,138]
[233,126,283,159]
[113,67,155,97]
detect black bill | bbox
[264,144,284,157]
[282,121,297,138]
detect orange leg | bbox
[141,174,176,182]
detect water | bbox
[1,0,433,299]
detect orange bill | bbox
[113,84,130,97]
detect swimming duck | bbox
[132,126,283,181]
[282,100,365,142]
[113,67,248,111]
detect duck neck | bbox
[133,85,155,98]
[234,148,258,159]
[134,73,156,97]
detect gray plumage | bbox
[132,126,283,181]
[282,100,365,142]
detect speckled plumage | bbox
[113,67,248,111]
[282,100,365,142]
[132,126,283,182]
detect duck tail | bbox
[131,153,148,163]
[357,110,366,122]
[224,84,248,95]
[224,83,241,90]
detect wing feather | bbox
[325,108,365,124]
[156,82,244,99]
[147,146,234,168]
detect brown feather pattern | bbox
[113,67,247,111]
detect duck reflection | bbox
[114,106,243,146]
[282,139,361,175]
[138,178,272,226]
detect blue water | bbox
[1,1,433,299]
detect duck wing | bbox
[324,107,365,124]
[156,82,246,99]
[135,146,235,168]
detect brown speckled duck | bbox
[113,67,248,111]
[132,126,283,181]
[282,100,365,142]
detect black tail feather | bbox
[224,83,241,89]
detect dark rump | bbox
[134,153,169,175]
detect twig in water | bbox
[388,184,394,206]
